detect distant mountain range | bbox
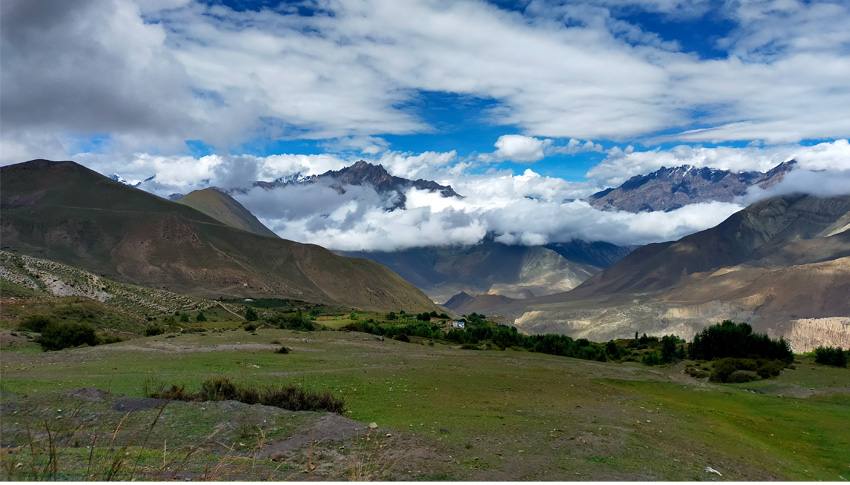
[342,239,632,302]
[452,193,850,351]
[5,158,848,349]
[239,160,461,210]
[0,159,437,312]
[588,160,796,212]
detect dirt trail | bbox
[215,300,246,320]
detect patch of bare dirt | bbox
[112,396,168,412]
[67,387,111,402]
[258,414,366,459]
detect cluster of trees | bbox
[618,334,687,365]
[263,309,315,331]
[161,311,207,324]
[814,346,847,367]
[343,316,811,378]
[241,305,316,331]
[689,321,793,363]
[344,320,444,340]
[345,316,610,362]
[384,310,450,322]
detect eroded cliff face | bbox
[787,318,850,352]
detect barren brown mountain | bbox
[467,194,850,351]
[177,187,279,238]
[0,160,438,312]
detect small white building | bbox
[451,320,466,329]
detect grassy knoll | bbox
[2,327,848,480]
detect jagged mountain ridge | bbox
[588,160,796,212]
[0,159,438,312]
[243,160,461,210]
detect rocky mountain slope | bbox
[343,239,631,302]
[588,160,795,212]
[443,291,517,315]
[0,250,217,318]
[469,194,850,351]
[0,160,438,312]
[177,188,278,238]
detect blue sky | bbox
[2,0,849,250]
[3,0,848,184]
[166,1,759,182]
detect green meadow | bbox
[2,325,848,480]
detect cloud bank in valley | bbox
[232,168,745,251]
[61,138,849,252]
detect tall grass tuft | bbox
[148,377,345,414]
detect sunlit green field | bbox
[2,326,848,480]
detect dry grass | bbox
[147,377,345,414]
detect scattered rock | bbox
[704,466,722,476]
[369,422,378,429]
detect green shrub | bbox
[198,376,239,401]
[195,311,207,322]
[179,313,190,323]
[685,365,710,379]
[275,346,290,354]
[727,370,759,383]
[259,385,345,413]
[145,325,165,337]
[460,343,480,350]
[710,358,759,383]
[814,346,847,367]
[641,351,662,366]
[756,359,785,378]
[244,323,257,332]
[245,307,258,322]
[36,322,98,351]
[98,334,122,345]
[266,311,315,331]
[18,315,52,333]
[394,334,410,343]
